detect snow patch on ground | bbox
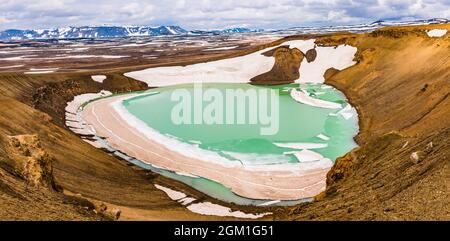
[65,90,112,114]
[67,47,90,52]
[179,197,196,206]
[2,55,36,61]
[124,39,316,87]
[187,202,271,219]
[50,55,129,59]
[203,46,239,51]
[3,55,128,61]
[91,75,107,83]
[154,184,270,219]
[29,68,59,71]
[25,68,59,74]
[0,65,24,69]
[65,90,112,137]
[427,29,448,37]
[24,70,55,74]
[297,45,357,84]
[154,184,187,200]
[258,200,281,206]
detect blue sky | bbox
[0,0,449,30]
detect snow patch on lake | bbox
[223,151,293,166]
[338,104,356,120]
[285,149,327,163]
[274,142,327,149]
[284,150,334,169]
[290,88,342,109]
[317,133,330,141]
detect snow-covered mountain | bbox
[0,18,448,40]
[0,26,188,40]
[211,28,264,33]
[0,26,265,40]
[188,27,263,35]
[369,18,449,26]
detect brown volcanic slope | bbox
[0,73,253,220]
[0,24,449,220]
[278,25,450,220]
[0,133,110,220]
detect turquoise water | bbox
[119,83,358,205]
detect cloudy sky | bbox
[0,0,449,30]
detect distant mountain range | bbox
[190,27,263,35]
[0,26,261,40]
[369,18,449,26]
[272,18,449,35]
[0,18,448,40]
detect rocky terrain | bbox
[0,34,278,73]
[250,46,305,85]
[0,24,449,220]
[0,133,109,220]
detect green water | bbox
[119,83,358,205]
[123,83,357,165]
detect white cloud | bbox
[0,0,449,30]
